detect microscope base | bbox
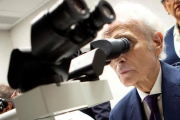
[13,80,113,120]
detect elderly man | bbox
[161,0,180,65]
[101,2,180,120]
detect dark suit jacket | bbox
[163,26,180,65]
[109,62,180,120]
[81,101,111,120]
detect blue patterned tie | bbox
[144,94,162,120]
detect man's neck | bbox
[135,61,161,93]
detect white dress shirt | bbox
[173,24,180,58]
[137,67,163,120]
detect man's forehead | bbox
[102,19,140,38]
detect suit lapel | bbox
[129,89,146,120]
[161,62,180,120]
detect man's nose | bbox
[113,55,126,65]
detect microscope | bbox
[0,0,130,119]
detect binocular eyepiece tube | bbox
[31,0,116,63]
[68,0,116,45]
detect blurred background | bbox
[0,0,175,108]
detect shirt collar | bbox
[173,23,179,36]
[137,66,162,101]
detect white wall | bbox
[9,0,176,48]
[0,30,13,85]
[107,0,175,30]
[7,0,176,108]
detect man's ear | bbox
[11,90,20,99]
[1,102,12,114]
[152,32,163,56]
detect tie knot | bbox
[144,93,161,112]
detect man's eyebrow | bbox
[112,33,136,40]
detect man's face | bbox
[105,20,161,87]
[163,0,180,20]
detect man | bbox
[0,84,19,114]
[161,0,180,65]
[101,2,180,120]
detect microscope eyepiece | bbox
[91,0,115,27]
[90,38,130,61]
[49,0,89,31]
[102,4,114,19]
[68,0,116,44]
[72,0,87,14]
[31,0,90,62]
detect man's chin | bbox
[121,80,135,87]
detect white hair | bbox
[102,2,167,60]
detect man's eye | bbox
[128,40,135,48]
[129,41,133,45]
[127,39,132,44]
